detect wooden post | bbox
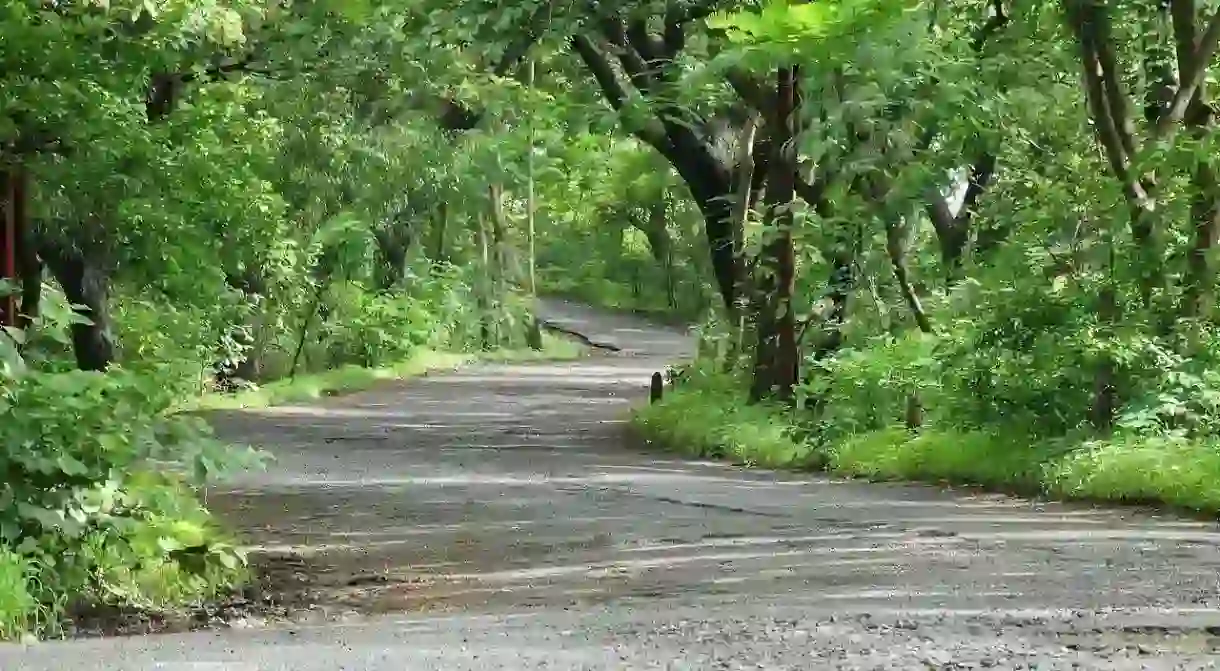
[649,371,663,404]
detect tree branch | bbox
[1092,8,1138,159]
[571,34,672,151]
[1155,8,1220,137]
[571,34,628,110]
[601,17,656,93]
[1065,0,1150,209]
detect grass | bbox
[631,366,1220,516]
[631,370,819,469]
[187,332,585,411]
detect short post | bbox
[649,371,663,404]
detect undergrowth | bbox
[189,331,582,411]
[632,361,1220,516]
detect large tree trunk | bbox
[43,244,114,371]
[749,66,800,404]
[373,225,410,291]
[678,161,738,314]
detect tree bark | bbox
[749,65,799,404]
[475,210,494,350]
[373,225,410,291]
[886,213,934,335]
[430,202,450,270]
[43,244,115,371]
[730,116,761,315]
[1174,0,1220,319]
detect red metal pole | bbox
[0,168,15,328]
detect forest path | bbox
[8,299,1220,669]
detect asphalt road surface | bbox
[6,300,1220,669]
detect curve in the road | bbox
[7,298,1220,669]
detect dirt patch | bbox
[64,550,439,638]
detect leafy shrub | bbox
[114,292,253,397]
[802,331,940,443]
[321,282,439,367]
[828,427,1056,492]
[1046,434,1220,511]
[0,299,254,638]
[633,364,819,469]
[638,353,1220,516]
[0,549,39,640]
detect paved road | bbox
[8,299,1220,669]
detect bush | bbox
[632,364,820,469]
[634,362,1220,516]
[0,301,254,639]
[0,549,39,639]
[320,282,440,367]
[1046,435,1220,511]
[828,427,1058,492]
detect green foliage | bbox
[637,373,1220,515]
[628,0,1220,521]
[1046,436,1220,511]
[803,331,940,442]
[0,0,632,637]
[0,297,252,638]
[633,363,818,469]
[828,427,1056,492]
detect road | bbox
[6,299,1220,669]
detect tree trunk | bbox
[0,168,20,328]
[680,167,737,314]
[475,211,493,350]
[373,226,409,291]
[17,257,41,331]
[44,245,114,371]
[14,173,39,331]
[635,202,677,307]
[525,56,544,351]
[1092,285,1118,433]
[749,66,800,404]
[1183,158,1220,318]
[925,153,995,284]
[731,116,761,314]
[489,183,508,291]
[884,211,934,334]
[430,202,450,270]
[1178,76,1218,319]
